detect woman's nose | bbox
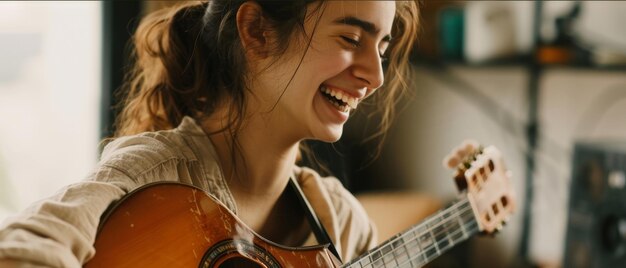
[351,48,385,90]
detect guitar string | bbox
[406,204,478,261]
[351,191,510,268]
[387,199,473,255]
[346,198,476,267]
[384,204,478,267]
[346,198,472,267]
[354,204,478,268]
[374,209,477,268]
[397,221,480,268]
[379,191,509,268]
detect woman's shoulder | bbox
[102,117,204,162]
[97,128,200,180]
[102,131,180,160]
[294,166,367,220]
[294,166,377,260]
[294,166,343,196]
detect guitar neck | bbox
[343,196,479,268]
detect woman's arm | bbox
[0,176,132,266]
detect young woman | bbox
[0,0,419,266]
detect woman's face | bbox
[251,1,396,143]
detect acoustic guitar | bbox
[85,144,514,267]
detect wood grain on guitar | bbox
[85,141,514,267]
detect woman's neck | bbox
[201,113,300,200]
[202,115,310,240]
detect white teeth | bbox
[319,85,358,110]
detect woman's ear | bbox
[236,2,271,60]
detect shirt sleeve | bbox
[0,167,135,267]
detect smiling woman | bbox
[0,1,419,267]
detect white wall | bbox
[0,2,102,219]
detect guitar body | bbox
[85,182,341,268]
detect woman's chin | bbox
[309,126,343,143]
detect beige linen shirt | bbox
[0,116,377,267]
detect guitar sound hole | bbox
[219,257,263,268]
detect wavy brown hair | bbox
[367,1,420,151]
[113,0,420,161]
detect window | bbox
[0,2,101,218]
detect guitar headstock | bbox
[443,140,515,234]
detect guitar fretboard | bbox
[343,196,478,268]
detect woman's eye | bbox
[340,36,360,48]
[340,35,388,63]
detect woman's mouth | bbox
[319,85,358,113]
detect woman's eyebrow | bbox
[332,16,392,42]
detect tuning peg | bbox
[461,139,479,154]
[443,139,482,169]
[444,154,461,168]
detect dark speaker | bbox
[563,141,626,268]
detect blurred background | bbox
[1,1,625,267]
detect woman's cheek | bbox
[318,51,352,73]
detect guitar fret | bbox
[372,254,385,267]
[391,239,407,267]
[429,217,441,255]
[389,235,412,267]
[370,250,382,267]
[401,233,420,266]
[383,252,395,266]
[457,202,469,239]
[447,217,464,242]
[358,255,371,268]
[432,214,450,252]
[380,244,394,266]
[445,210,463,247]
[420,231,437,262]
[414,224,428,263]
[393,240,410,265]
[381,244,392,255]
[404,231,421,264]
